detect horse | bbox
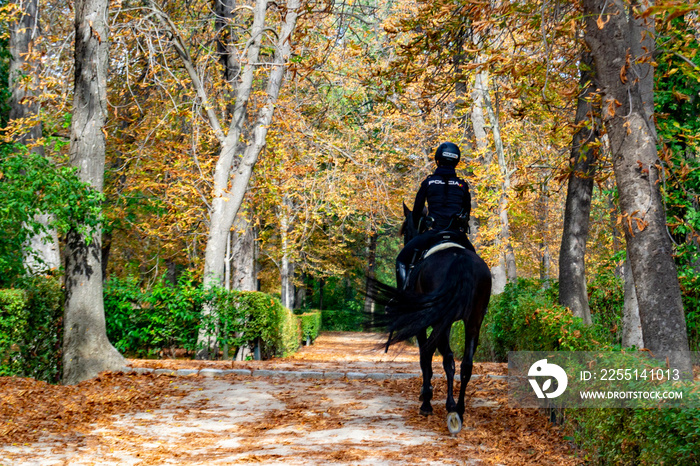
[368,204,492,434]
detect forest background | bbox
[1,0,700,369]
[2,1,700,463]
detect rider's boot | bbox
[396,261,409,290]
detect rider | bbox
[396,142,475,290]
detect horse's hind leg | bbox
[436,332,457,414]
[457,321,482,420]
[417,329,435,415]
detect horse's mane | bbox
[399,206,428,237]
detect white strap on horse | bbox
[423,242,465,259]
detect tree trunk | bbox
[622,260,644,347]
[8,0,42,148]
[280,195,295,309]
[63,0,125,385]
[469,64,488,250]
[558,52,598,325]
[482,83,517,284]
[583,0,692,375]
[9,0,61,273]
[539,185,552,284]
[363,232,377,315]
[196,0,301,357]
[230,212,257,291]
[476,64,517,288]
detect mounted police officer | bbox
[396,142,475,290]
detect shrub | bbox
[0,289,28,376]
[297,310,322,344]
[588,269,625,345]
[104,276,303,360]
[0,276,63,382]
[680,271,700,352]
[473,279,611,362]
[321,307,363,331]
[567,407,700,465]
[145,276,204,356]
[449,320,465,358]
[274,303,301,357]
[104,275,204,357]
[18,276,64,382]
[104,275,148,356]
[216,291,300,358]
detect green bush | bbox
[217,291,299,358]
[680,271,700,352]
[321,307,363,331]
[104,277,302,360]
[18,276,64,382]
[473,279,612,362]
[567,407,700,465]
[0,288,29,376]
[274,302,301,357]
[104,275,204,357]
[588,269,625,345]
[0,276,63,382]
[297,310,322,344]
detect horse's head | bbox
[399,203,426,245]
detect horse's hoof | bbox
[447,412,462,435]
[419,408,433,416]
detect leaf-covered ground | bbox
[1,333,582,465]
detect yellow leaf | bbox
[596,15,609,30]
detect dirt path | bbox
[1,332,581,465]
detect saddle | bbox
[419,230,470,260]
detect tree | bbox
[7,0,61,272]
[63,0,125,384]
[582,0,692,373]
[558,52,599,325]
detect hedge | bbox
[297,310,322,344]
[104,276,302,359]
[320,308,363,331]
[0,276,63,382]
[0,289,28,376]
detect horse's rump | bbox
[367,247,486,348]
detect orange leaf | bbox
[596,15,609,30]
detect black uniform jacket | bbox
[412,166,471,231]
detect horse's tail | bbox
[366,254,475,349]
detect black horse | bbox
[368,204,492,434]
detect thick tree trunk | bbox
[63,0,124,385]
[558,52,598,325]
[583,0,692,375]
[9,0,61,273]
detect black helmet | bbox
[434,142,461,167]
